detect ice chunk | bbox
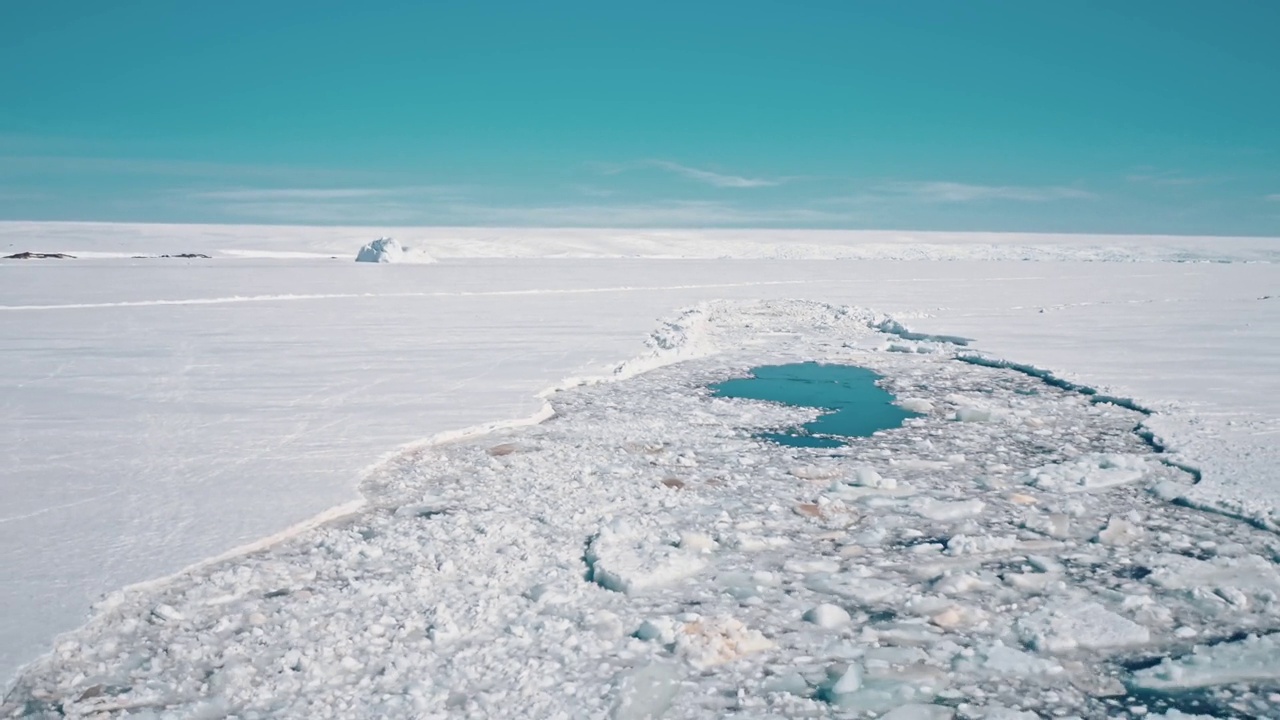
[806,574,900,605]
[978,708,1041,720]
[612,662,682,720]
[1017,602,1150,653]
[852,466,897,489]
[1021,454,1150,493]
[932,573,988,595]
[678,531,716,553]
[880,704,955,720]
[820,661,951,712]
[913,498,985,521]
[1096,516,1143,545]
[784,558,842,575]
[955,406,995,423]
[355,237,404,263]
[829,663,863,694]
[762,672,810,696]
[898,398,934,414]
[635,618,677,643]
[675,616,774,669]
[586,521,706,594]
[929,605,986,630]
[956,640,1063,677]
[804,603,852,628]
[944,534,1017,556]
[1148,553,1280,595]
[1129,633,1280,691]
[354,237,437,264]
[791,464,842,480]
[150,603,185,623]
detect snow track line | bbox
[0,280,820,311]
[0,489,123,526]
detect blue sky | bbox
[1,1,1277,234]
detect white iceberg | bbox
[354,237,436,264]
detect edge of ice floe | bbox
[46,302,727,646]
[2,302,726,696]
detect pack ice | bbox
[5,299,1280,719]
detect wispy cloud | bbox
[646,160,781,188]
[0,153,367,183]
[199,195,856,227]
[212,201,427,224]
[188,186,465,201]
[874,181,1095,203]
[570,184,619,198]
[1266,194,1280,202]
[0,190,47,201]
[451,200,849,226]
[598,160,783,188]
[1126,170,1217,186]
[179,186,471,224]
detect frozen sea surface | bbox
[6,299,1280,718]
[0,243,1278,701]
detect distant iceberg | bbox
[355,237,436,264]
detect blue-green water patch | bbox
[710,362,919,448]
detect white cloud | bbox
[1266,194,1280,202]
[598,160,782,188]
[877,181,1095,203]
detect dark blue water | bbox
[710,363,919,447]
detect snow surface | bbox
[4,221,1280,262]
[1,225,1279,717]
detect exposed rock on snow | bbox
[3,251,75,259]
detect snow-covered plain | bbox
[1,224,1278,717]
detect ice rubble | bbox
[6,299,1280,719]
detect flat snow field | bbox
[0,229,1277,716]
